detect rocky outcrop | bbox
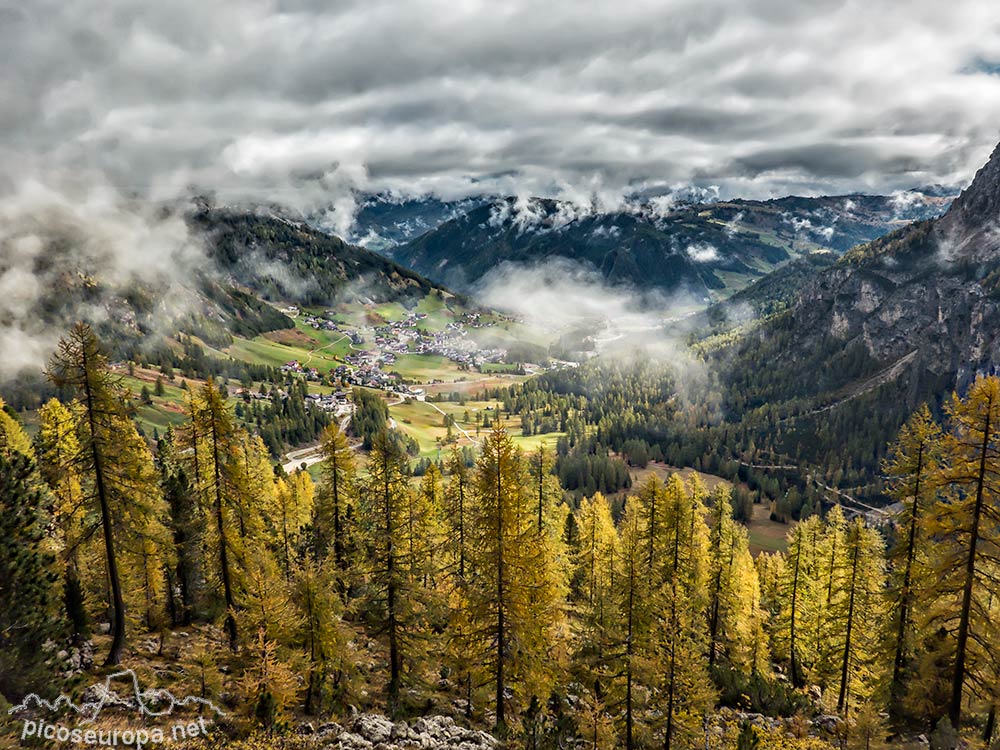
[935,141,1000,261]
[756,139,1000,401]
[297,713,499,750]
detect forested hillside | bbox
[192,205,443,306]
[6,3,998,749]
[4,323,1000,750]
[676,141,1000,515]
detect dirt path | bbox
[424,399,480,444]
[302,334,349,366]
[778,350,918,424]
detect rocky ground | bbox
[296,714,499,750]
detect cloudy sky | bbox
[5,0,1000,231]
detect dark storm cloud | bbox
[4,0,1000,234]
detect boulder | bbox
[353,713,395,744]
[814,715,844,734]
[334,713,498,749]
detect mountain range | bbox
[740,143,1000,402]
[359,189,955,301]
[349,194,488,250]
[0,203,450,397]
[709,140,1000,502]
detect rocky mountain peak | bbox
[936,140,1000,256]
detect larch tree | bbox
[535,450,571,598]
[707,486,738,667]
[829,519,887,717]
[528,445,561,536]
[813,506,849,689]
[273,470,314,577]
[156,427,204,626]
[612,498,656,750]
[572,491,621,736]
[358,430,421,711]
[292,557,355,715]
[0,397,35,458]
[413,463,444,584]
[656,474,714,750]
[444,447,471,581]
[777,515,824,688]
[36,398,88,635]
[315,421,356,572]
[883,404,942,715]
[636,474,665,572]
[924,376,1000,730]
[46,323,167,665]
[465,422,562,737]
[575,492,619,620]
[182,379,258,651]
[755,551,786,675]
[234,432,277,542]
[706,485,764,673]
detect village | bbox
[281,308,510,400]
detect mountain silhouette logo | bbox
[9,669,225,723]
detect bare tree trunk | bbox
[891,443,924,710]
[837,530,860,713]
[210,416,238,652]
[81,346,126,666]
[949,401,991,730]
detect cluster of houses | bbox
[456,311,509,328]
[279,360,322,380]
[369,311,509,368]
[414,329,507,367]
[370,311,428,351]
[239,387,288,401]
[334,346,400,389]
[304,390,352,413]
[332,360,425,399]
[269,306,513,402]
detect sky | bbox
[5,0,1000,233]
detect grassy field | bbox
[413,293,458,330]
[391,398,458,454]
[480,362,522,374]
[227,336,306,369]
[133,403,189,431]
[389,396,563,460]
[628,462,732,493]
[226,333,351,371]
[420,374,526,398]
[114,367,217,434]
[390,397,491,458]
[390,354,466,382]
[746,501,793,555]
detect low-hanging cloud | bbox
[4,0,1000,232]
[687,243,721,263]
[3,0,1000,377]
[474,256,706,361]
[0,177,209,378]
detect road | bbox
[281,411,356,473]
